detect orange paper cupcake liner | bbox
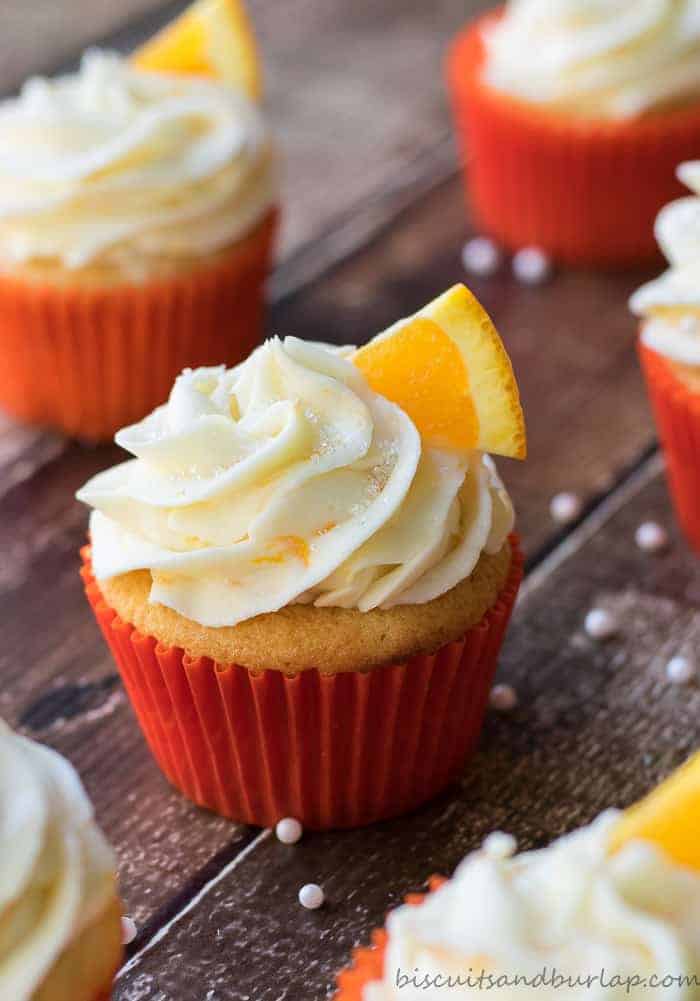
[0,209,278,442]
[95,988,115,1001]
[639,339,700,553]
[334,877,447,1000]
[447,12,700,266]
[80,538,523,830]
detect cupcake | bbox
[447,2,700,266]
[78,283,526,830]
[630,161,700,553]
[336,752,700,999]
[0,719,123,1001]
[0,0,277,442]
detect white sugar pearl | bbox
[679,315,699,336]
[666,656,695,685]
[298,883,325,909]
[489,683,518,711]
[121,916,137,945]
[462,237,502,277]
[513,246,552,285]
[635,521,668,553]
[584,608,618,640]
[275,817,303,845]
[550,492,582,525]
[482,831,517,858]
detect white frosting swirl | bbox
[483,1,700,119]
[364,812,700,1000]
[631,161,700,365]
[77,337,514,628]
[0,720,118,1001]
[0,49,275,272]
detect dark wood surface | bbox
[1,3,697,1001]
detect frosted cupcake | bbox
[78,284,525,829]
[447,1,700,266]
[336,753,700,999]
[0,720,123,1001]
[631,161,700,552]
[0,0,276,441]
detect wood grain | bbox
[113,459,700,1000]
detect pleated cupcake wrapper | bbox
[0,209,277,442]
[639,339,700,553]
[334,877,447,1000]
[446,14,700,267]
[81,538,523,830]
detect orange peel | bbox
[132,0,262,101]
[353,284,526,459]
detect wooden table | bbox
[2,2,698,999]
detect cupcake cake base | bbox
[81,538,523,830]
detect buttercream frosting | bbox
[364,812,700,1000]
[0,49,275,273]
[483,1,700,120]
[631,160,700,365]
[0,720,118,1001]
[77,336,514,627]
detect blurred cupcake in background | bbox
[78,284,525,830]
[0,0,277,441]
[0,719,123,1001]
[631,161,700,554]
[447,1,700,267]
[336,752,700,1000]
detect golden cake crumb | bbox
[97,540,513,674]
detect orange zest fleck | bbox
[252,535,310,567]
[315,521,337,536]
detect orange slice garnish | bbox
[609,750,700,871]
[132,0,262,101]
[353,284,526,459]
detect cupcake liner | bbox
[334,877,447,1000]
[639,339,700,553]
[0,209,277,442]
[447,13,700,266]
[80,538,523,830]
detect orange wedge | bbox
[609,750,700,871]
[132,0,262,101]
[353,284,526,459]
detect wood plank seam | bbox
[116,828,271,981]
[269,139,457,303]
[522,449,664,601]
[522,442,660,576]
